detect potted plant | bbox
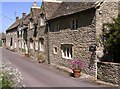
[70,59,85,78]
[37,53,45,63]
[24,49,29,58]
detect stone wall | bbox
[6,29,18,50]
[37,26,48,63]
[97,62,120,85]
[27,28,35,57]
[48,8,96,76]
[27,26,48,62]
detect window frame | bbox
[61,44,73,59]
[30,42,33,50]
[35,41,39,51]
[71,19,78,30]
[29,20,34,29]
[54,22,60,32]
[39,38,44,51]
[53,47,58,54]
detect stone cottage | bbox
[0,33,6,47]
[17,13,30,53]
[5,1,119,78]
[6,17,20,50]
[26,2,46,58]
[42,1,119,76]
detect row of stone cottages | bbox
[6,2,119,77]
[0,33,6,47]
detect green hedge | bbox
[0,40,2,47]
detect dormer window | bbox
[40,13,45,26]
[30,19,34,29]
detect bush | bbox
[37,53,45,63]
[103,14,120,63]
[0,61,23,88]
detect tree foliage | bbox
[103,14,120,63]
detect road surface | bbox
[1,48,117,87]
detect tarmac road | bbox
[1,48,118,88]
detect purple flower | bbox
[70,59,86,70]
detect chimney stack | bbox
[16,17,19,21]
[22,13,26,18]
[33,2,37,6]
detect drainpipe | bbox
[47,22,50,64]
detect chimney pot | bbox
[33,2,37,6]
[22,13,26,18]
[16,17,19,21]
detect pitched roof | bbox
[43,2,61,20]
[0,33,6,40]
[6,19,20,31]
[22,13,30,26]
[43,2,95,20]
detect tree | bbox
[103,14,120,63]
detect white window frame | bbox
[22,41,24,49]
[25,43,28,54]
[40,17,45,26]
[71,19,78,30]
[54,47,57,54]
[35,41,38,51]
[14,42,16,48]
[30,42,33,49]
[62,45,72,59]
[9,42,10,46]
[39,38,44,51]
[30,21,34,29]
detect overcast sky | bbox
[0,1,42,33]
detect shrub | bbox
[0,61,23,88]
[103,14,120,63]
[37,53,45,63]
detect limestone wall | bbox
[48,9,97,76]
[97,62,120,85]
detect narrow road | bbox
[1,48,117,87]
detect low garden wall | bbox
[97,62,120,85]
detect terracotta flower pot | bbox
[25,54,29,58]
[73,69,81,78]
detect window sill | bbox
[54,53,57,55]
[62,57,72,60]
[39,50,44,52]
